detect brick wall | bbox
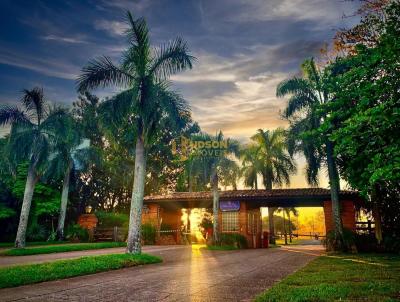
[323,200,356,233]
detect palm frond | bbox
[0,105,33,127]
[21,87,47,123]
[125,12,150,51]
[150,37,195,79]
[284,93,315,118]
[276,78,316,98]
[77,56,135,93]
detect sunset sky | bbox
[0,0,359,188]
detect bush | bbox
[383,235,400,253]
[26,223,47,242]
[218,233,248,249]
[141,223,156,245]
[96,211,129,228]
[65,224,89,242]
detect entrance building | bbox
[142,188,361,248]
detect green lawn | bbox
[206,245,238,251]
[0,253,161,288]
[0,241,68,248]
[2,242,126,256]
[255,253,400,302]
[275,238,315,246]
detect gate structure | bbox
[142,188,362,248]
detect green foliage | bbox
[26,223,47,242]
[255,253,400,302]
[0,204,15,220]
[2,242,126,256]
[65,224,89,242]
[206,245,238,251]
[13,163,60,218]
[0,253,161,288]
[141,223,156,244]
[218,233,248,249]
[96,211,129,227]
[321,1,400,243]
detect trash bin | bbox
[262,231,269,248]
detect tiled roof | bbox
[144,188,359,202]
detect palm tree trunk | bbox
[283,210,288,245]
[56,161,73,241]
[288,212,292,243]
[326,140,344,248]
[15,162,38,248]
[126,137,147,254]
[268,207,276,244]
[211,169,219,244]
[265,179,276,244]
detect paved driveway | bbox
[0,245,324,302]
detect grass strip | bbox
[2,242,126,256]
[206,245,239,251]
[255,253,400,302]
[0,253,161,288]
[0,241,69,248]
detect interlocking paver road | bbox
[0,245,324,302]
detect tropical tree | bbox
[250,128,296,244]
[240,145,261,189]
[276,58,345,249]
[45,112,95,240]
[77,12,195,254]
[325,1,400,245]
[0,87,67,247]
[188,131,240,243]
[277,207,298,244]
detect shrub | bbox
[141,223,156,245]
[219,233,248,249]
[96,211,129,228]
[383,235,400,253]
[26,223,47,242]
[66,224,89,242]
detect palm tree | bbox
[77,12,195,254]
[0,87,67,247]
[277,207,298,244]
[276,58,344,248]
[240,145,262,189]
[250,128,297,244]
[189,131,240,243]
[45,113,95,240]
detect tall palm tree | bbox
[189,131,240,243]
[276,58,344,247]
[240,145,262,189]
[0,87,67,247]
[277,207,298,243]
[251,128,297,244]
[77,12,194,254]
[45,113,95,240]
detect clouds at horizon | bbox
[0,0,359,186]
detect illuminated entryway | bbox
[181,208,212,244]
[143,188,361,247]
